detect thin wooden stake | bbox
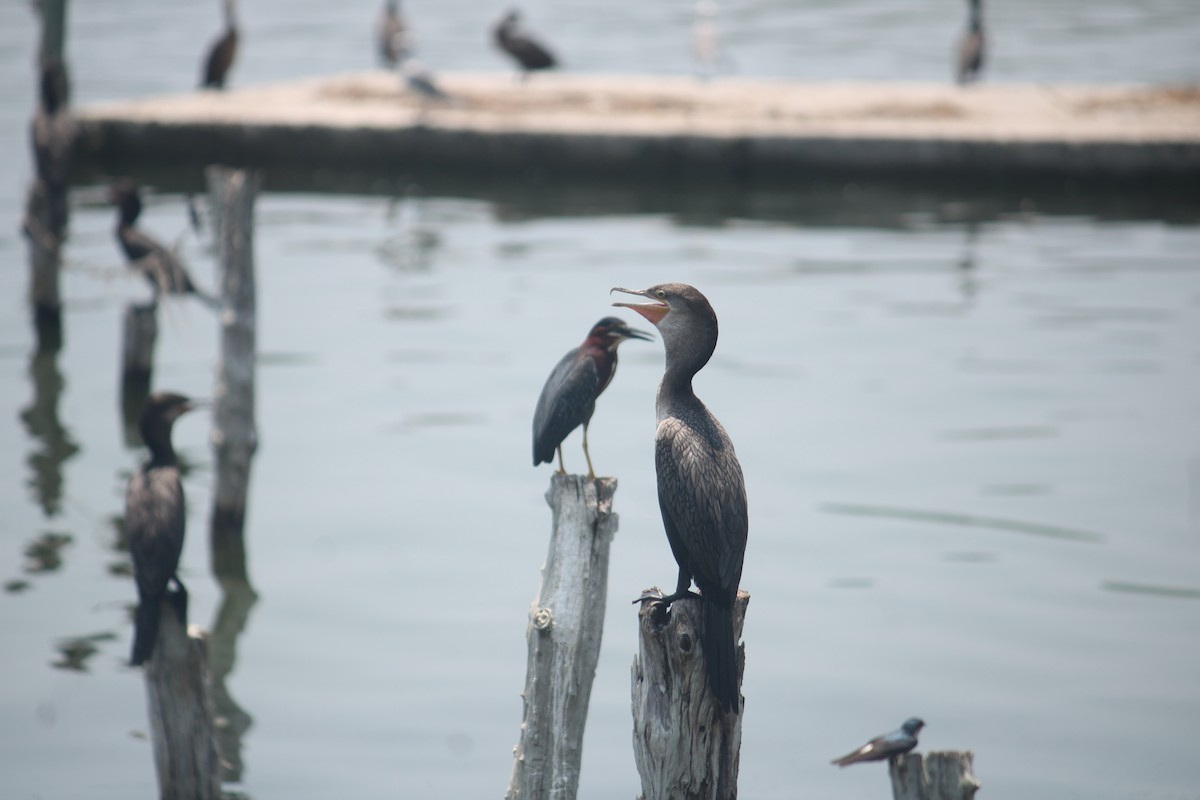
[631,590,749,800]
[507,474,619,800]
[206,166,259,583]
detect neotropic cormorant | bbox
[378,0,409,68]
[493,9,558,79]
[201,0,239,90]
[127,392,199,666]
[109,181,217,306]
[533,316,651,479]
[612,284,748,714]
[956,0,985,85]
[831,718,926,767]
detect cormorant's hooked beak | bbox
[610,286,669,326]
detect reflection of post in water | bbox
[20,330,78,518]
[24,0,75,350]
[120,302,158,447]
[958,219,980,307]
[206,166,262,786]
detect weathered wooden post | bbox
[507,474,619,800]
[142,598,221,800]
[890,751,981,800]
[120,302,158,434]
[206,166,259,584]
[631,590,749,800]
[25,0,74,345]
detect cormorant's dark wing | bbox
[203,30,238,88]
[126,467,186,601]
[654,404,748,597]
[505,35,557,70]
[121,228,200,296]
[118,226,162,263]
[532,350,599,466]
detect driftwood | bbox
[631,590,749,800]
[890,751,981,800]
[206,166,259,581]
[507,474,619,800]
[142,595,220,800]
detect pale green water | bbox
[2,2,1199,799]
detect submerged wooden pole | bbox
[506,474,619,800]
[631,590,749,800]
[206,166,259,584]
[890,751,981,800]
[143,598,221,800]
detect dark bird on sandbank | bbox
[378,0,409,67]
[109,181,216,306]
[201,0,239,89]
[533,316,651,479]
[612,284,748,714]
[401,58,454,105]
[832,717,926,767]
[956,0,985,85]
[493,9,558,79]
[127,392,200,666]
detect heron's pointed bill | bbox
[610,286,669,326]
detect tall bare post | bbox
[890,752,981,800]
[631,590,749,800]
[26,0,73,345]
[507,474,619,800]
[206,166,259,584]
[143,599,221,800]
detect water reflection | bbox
[20,336,79,517]
[52,632,117,672]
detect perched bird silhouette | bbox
[832,718,926,767]
[201,0,239,89]
[378,0,409,67]
[127,392,200,666]
[493,9,557,79]
[612,284,748,714]
[956,0,985,85]
[29,57,74,238]
[533,316,651,479]
[109,181,217,307]
[401,58,454,106]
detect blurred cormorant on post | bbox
[110,181,217,307]
[127,392,199,666]
[956,0,985,85]
[612,284,748,714]
[201,0,239,89]
[533,317,651,479]
[401,58,454,106]
[378,0,409,67]
[30,57,73,238]
[831,718,925,767]
[493,9,558,80]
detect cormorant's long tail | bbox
[703,597,739,714]
[130,597,160,666]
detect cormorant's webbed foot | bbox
[631,586,702,605]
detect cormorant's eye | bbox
[655,290,666,299]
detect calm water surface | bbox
[2,2,1199,799]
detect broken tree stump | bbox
[142,597,220,800]
[890,751,981,800]
[631,590,749,800]
[506,474,619,800]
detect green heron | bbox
[201,0,239,89]
[612,283,748,714]
[110,181,216,306]
[533,316,651,480]
[127,392,199,666]
[493,10,558,79]
[956,0,985,85]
